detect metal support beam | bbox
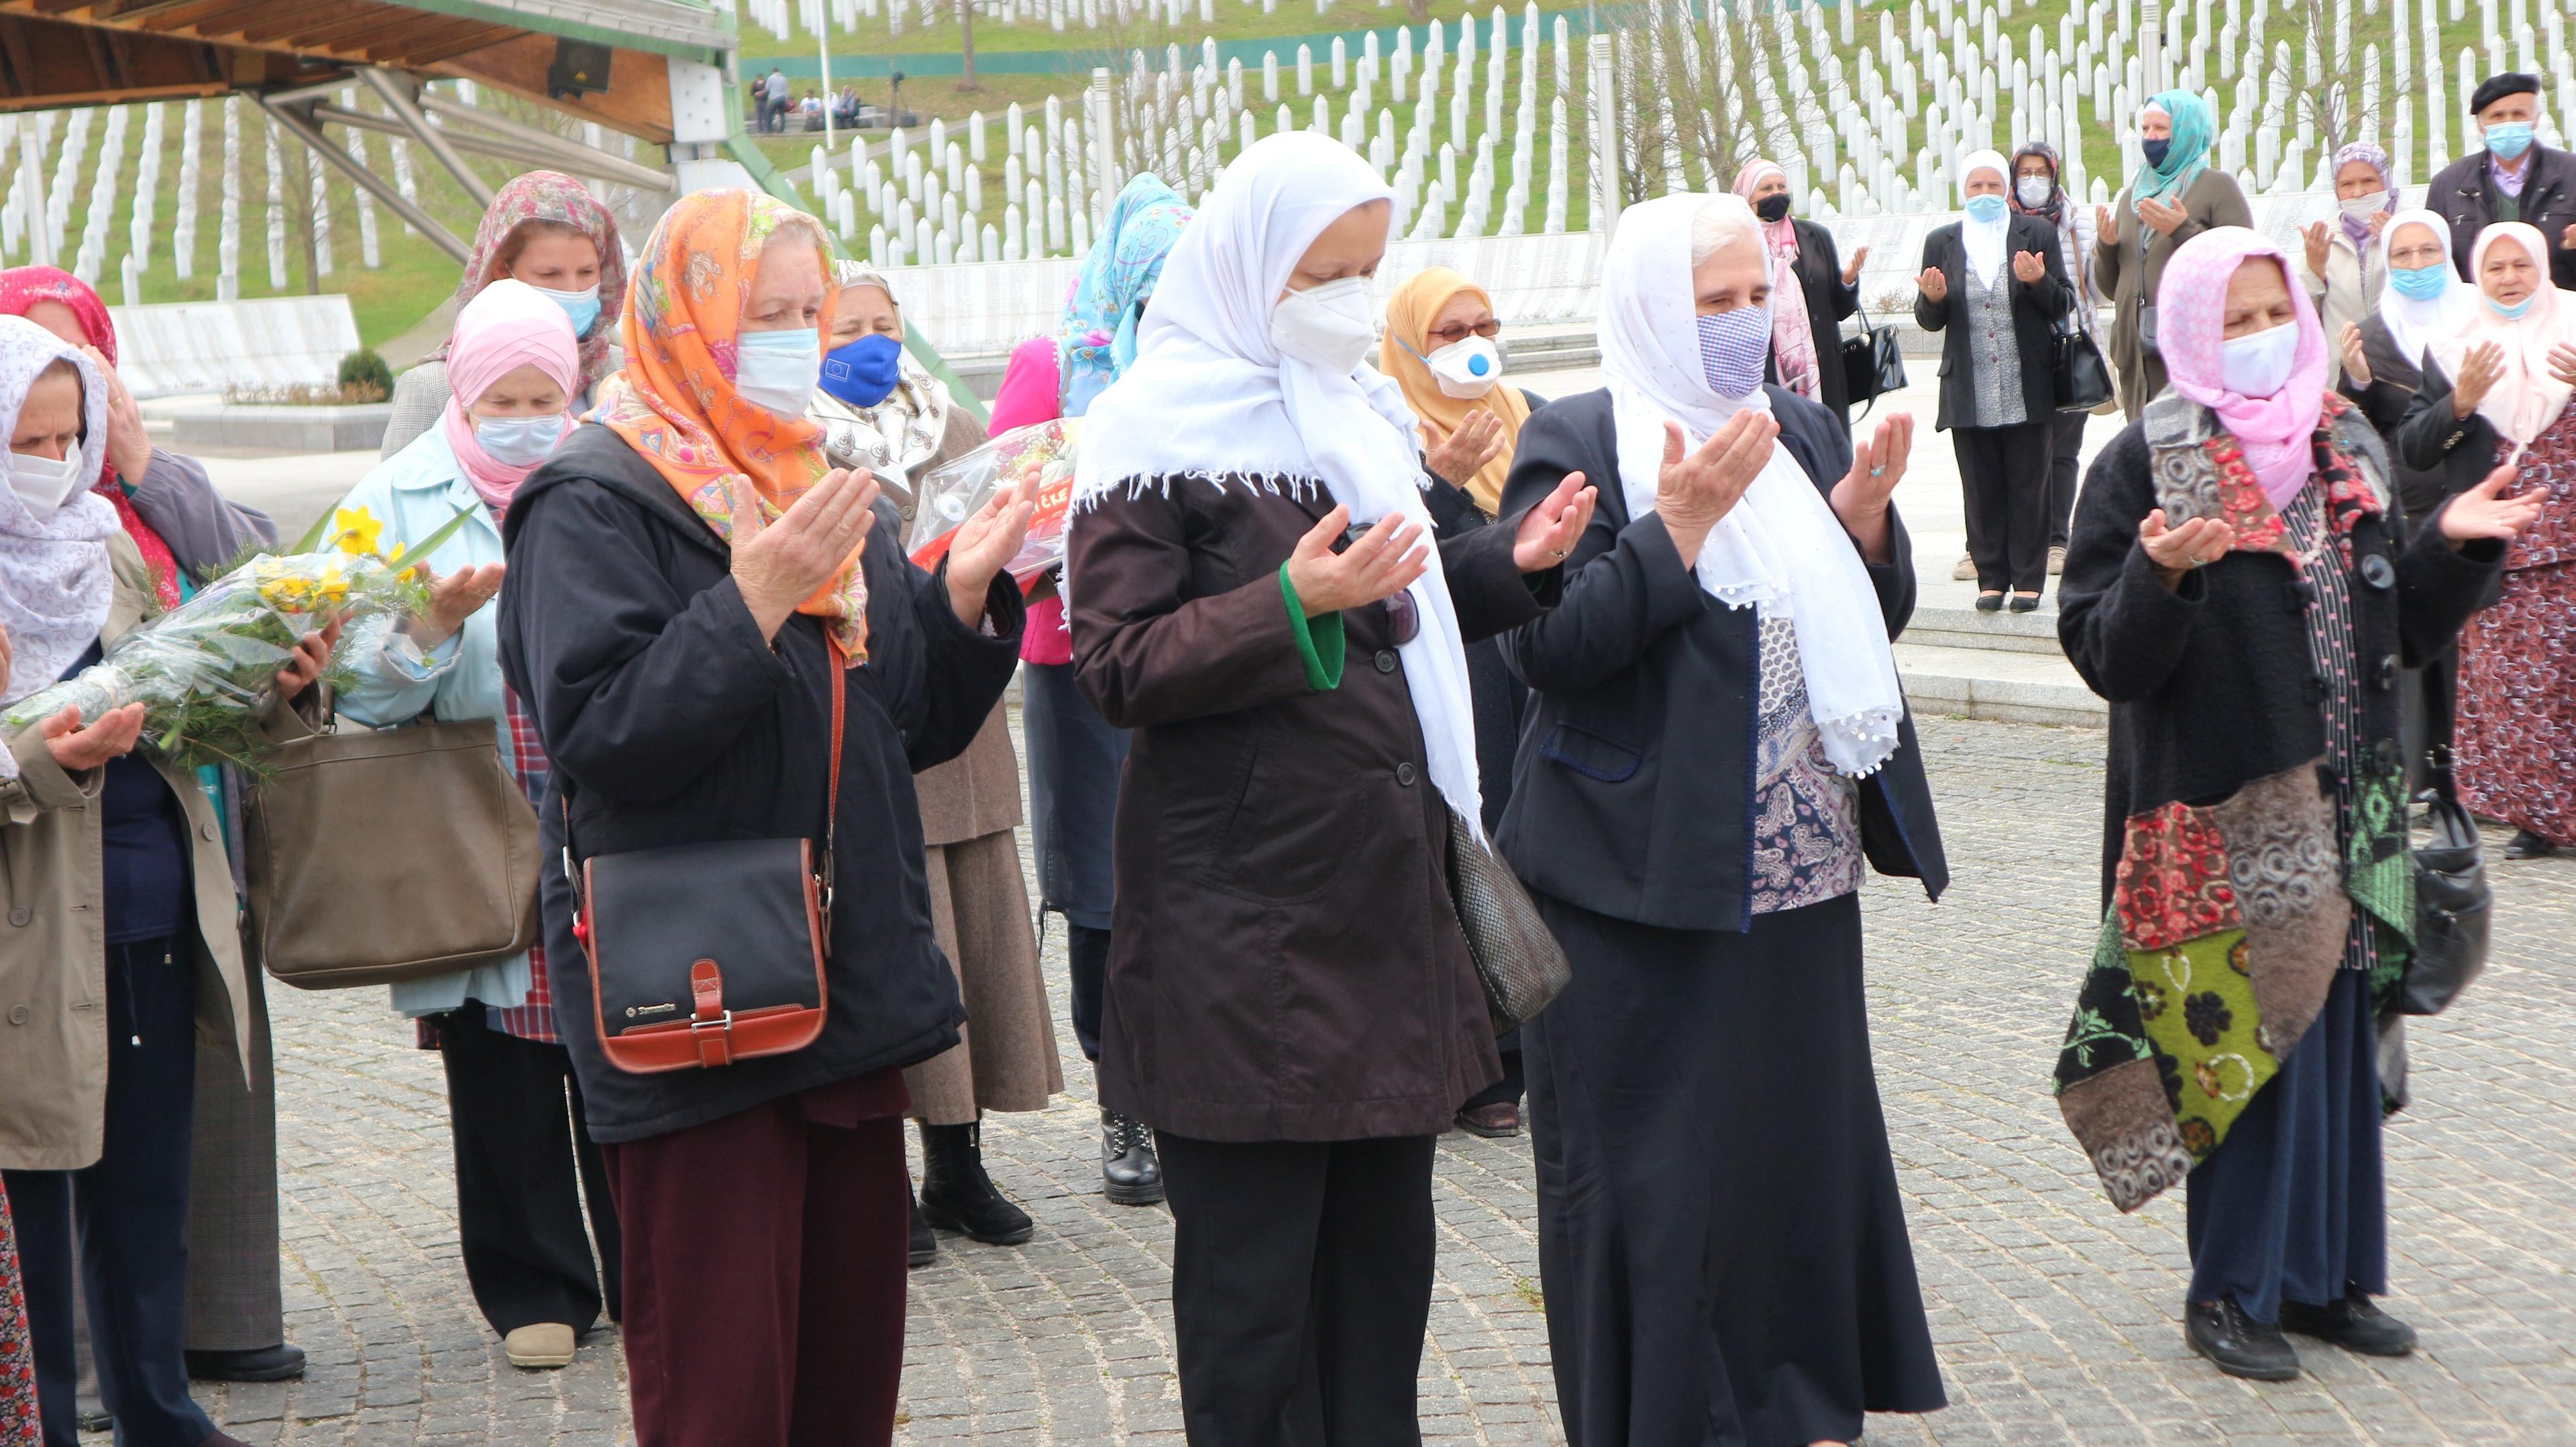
[416,90,674,191]
[358,65,492,209]
[263,72,360,109]
[311,99,672,191]
[259,95,472,264]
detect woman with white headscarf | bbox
[1063,131,1593,1444]
[1915,149,2076,610]
[1495,192,1949,1447]
[2398,222,2576,859]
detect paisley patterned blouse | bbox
[1749,616,1865,914]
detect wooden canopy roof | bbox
[0,0,733,140]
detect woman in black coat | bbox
[2050,228,2528,1385]
[1915,150,2075,610]
[1498,191,1948,1447]
[494,191,1031,1445]
[1734,159,1866,430]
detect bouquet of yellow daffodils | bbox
[0,504,468,773]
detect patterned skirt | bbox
[2456,561,2576,845]
[0,1190,36,1447]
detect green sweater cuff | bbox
[1279,563,1345,691]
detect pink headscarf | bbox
[2155,227,2330,509]
[1730,159,1821,399]
[2428,223,2576,446]
[440,279,579,506]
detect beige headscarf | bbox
[810,260,955,488]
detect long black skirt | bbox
[1525,891,1945,1446]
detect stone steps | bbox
[1894,604,2105,728]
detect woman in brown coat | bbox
[808,263,1063,1261]
[1063,133,1593,1445]
[2094,91,2253,418]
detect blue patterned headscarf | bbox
[1059,174,1193,416]
[2131,89,2214,215]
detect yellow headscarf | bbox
[1376,268,1532,514]
[594,190,864,658]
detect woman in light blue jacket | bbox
[328,280,619,1373]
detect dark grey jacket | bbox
[2428,144,2576,292]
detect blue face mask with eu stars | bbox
[820,333,904,408]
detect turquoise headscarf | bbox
[2130,89,2214,215]
[1060,174,1194,416]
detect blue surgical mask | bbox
[2141,138,2172,170]
[733,328,824,416]
[1695,305,1772,399]
[1965,194,2008,223]
[2390,264,2452,301]
[820,332,904,408]
[473,414,568,467]
[2485,120,2536,161]
[2487,290,2538,319]
[531,283,602,339]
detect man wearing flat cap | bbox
[2430,72,2576,289]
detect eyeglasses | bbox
[1426,318,1502,345]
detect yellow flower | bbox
[326,506,385,559]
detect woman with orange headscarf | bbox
[494,189,1036,1446]
[1378,265,1544,1136]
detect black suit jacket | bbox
[1914,213,2073,431]
[1493,386,1947,933]
[2428,144,2576,293]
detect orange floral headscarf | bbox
[595,190,865,658]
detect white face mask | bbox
[2015,176,2054,208]
[1424,334,1504,398]
[2339,191,2391,220]
[7,448,84,519]
[474,414,570,468]
[2219,321,2301,398]
[1270,276,1377,375]
[733,328,824,417]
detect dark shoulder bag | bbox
[566,643,845,1072]
[2053,314,2116,411]
[1445,807,1571,1035]
[2401,746,2492,1016]
[1841,308,1907,419]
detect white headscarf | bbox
[0,315,116,708]
[1600,193,1904,778]
[1073,131,1488,837]
[1958,149,2013,284]
[2374,209,2475,376]
[2429,222,2576,446]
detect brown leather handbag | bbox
[246,710,542,990]
[567,646,843,1073]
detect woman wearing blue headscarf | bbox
[2094,91,2252,419]
[987,174,1194,1210]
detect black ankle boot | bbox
[908,1185,937,1268]
[1102,1108,1165,1205]
[2506,828,2558,860]
[918,1119,1034,1245]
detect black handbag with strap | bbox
[2053,315,2116,412]
[1444,806,1571,1036]
[1840,309,1907,417]
[2400,747,2492,1016]
[565,641,846,1072]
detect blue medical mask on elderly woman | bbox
[820,333,904,408]
[1695,305,1772,398]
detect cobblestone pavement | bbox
[177,713,2576,1446]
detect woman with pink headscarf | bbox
[329,280,623,1374]
[2398,222,2576,861]
[2055,227,2536,1384]
[1732,160,1867,430]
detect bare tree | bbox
[1592,0,1788,209]
[2261,0,2356,185]
[959,0,981,91]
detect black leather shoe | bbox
[2505,828,2558,860]
[1102,1109,1165,1206]
[2186,1297,2302,1381]
[1974,591,2005,612]
[184,1344,306,1382]
[2008,592,2043,612]
[2279,1291,2417,1356]
[918,1119,1034,1245]
[908,1185,937,1268]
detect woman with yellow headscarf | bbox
[495,189,1036,1446]
[1378,266,1543,1138]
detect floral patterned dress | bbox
[2455,406,2576,845]
[1748,617,1864,915]
[0,1190,36,1446]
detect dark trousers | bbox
[4,939,218,1447]
[1157,1132,1438,1447]
[604,1092,910,1447]
[2047,407,2088,547]
[1953,421,2055,594]
[1066,923,1110,1065]
[437,1005,622,1338]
